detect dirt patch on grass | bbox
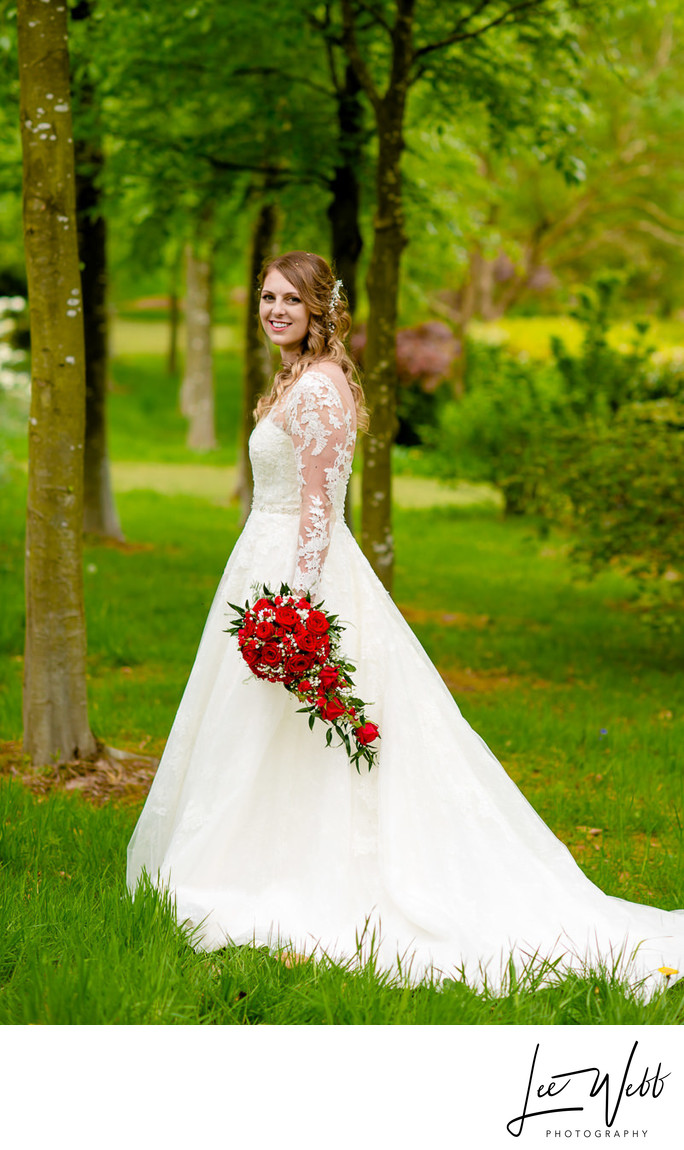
[0,739,158,807]
[399,604,492,630]
[84,535,154,553]
[438,666,517,694]
[437,665,550,695]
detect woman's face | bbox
[260,269,310,357]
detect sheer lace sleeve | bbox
[283,371,356,596]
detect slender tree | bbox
[17,0,96,763]
[341,0,415,590]
[167,243,183,377]
[180,212,217,451]
[236,199,278,522]
[70,0,123,540]
[340,0,593,589]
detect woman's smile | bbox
[260,268,311,360]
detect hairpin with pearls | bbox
[329,279,343,311]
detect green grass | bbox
[1,328,683,1023]
[2,776,684,1024]
[3,346,245,466]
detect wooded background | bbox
[0,0,682,764]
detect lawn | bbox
[0,336,683,1023]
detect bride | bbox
[127,250,684,995]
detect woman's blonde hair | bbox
[254,250,368,431]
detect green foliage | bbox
[396,378,450,445]
[421,279,684,627]
[521,403,684,631]
[421,340,566,513]
[549,274,666,417]
[523,280,684,627]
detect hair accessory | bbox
[330,279,343,311]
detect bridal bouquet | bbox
[225,584,379,771]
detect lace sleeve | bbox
[284,372,356,596]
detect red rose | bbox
[242,642,260,666]
[242,616,256,638]
[318,636,331,658]
[298,679,313,694]
[318,665,339,690]
[285,653,312,676]
[296,631,318,653]
[261,643,283,668]
[322,696,347,722]
[306,610,329,635]
[275,605,298,629]
[354,722,379,745]
[252,597,271,613]
[255,620,274,640]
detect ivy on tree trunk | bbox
[17,0,96,764]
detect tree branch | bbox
[340,0,381,110]
[413,0,551,62]
[635,220,684,250]
[355,0,393,35]
[229,65,333,98]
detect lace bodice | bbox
[249,370,356,594]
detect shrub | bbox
[421,277,684,627]
[352,321,459,445]
[422,341,569,513]
[520,400,684,629]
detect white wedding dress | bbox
[127,369,684,994]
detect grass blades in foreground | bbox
[2,777,684,1025]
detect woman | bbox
[127,250,684,994]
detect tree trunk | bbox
[17,0,96,763]
[180,233,216,451]
[167,246,182,377]
[76,138,123,540]
[360,102,408,592]
[71,0,121,540]
[236,201,277,522]
[342,0,414,591]
[328,63,364,318]
[328,64,365,538]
